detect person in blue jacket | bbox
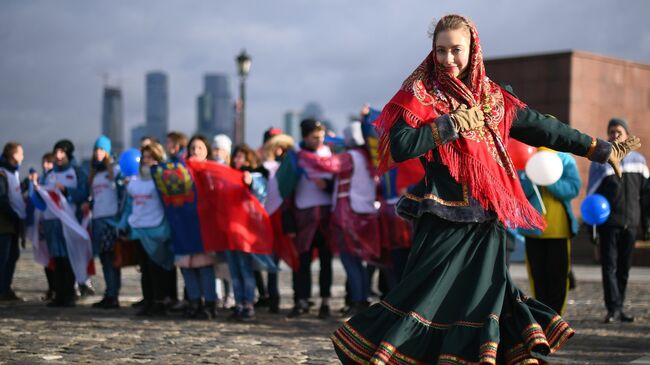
[519,149,580,314]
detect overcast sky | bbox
[1,0,650,172]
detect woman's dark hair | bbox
[41,152,55,163]
[231,144,259,170]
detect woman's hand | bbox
[450,105,485,132]
[243,171,253,186]
[608,135,641,177]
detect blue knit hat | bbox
[94,135,112,155]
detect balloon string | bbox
[532,184,547,215]
[593,225,597,241]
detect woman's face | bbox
[54,148,68,166]
[42,160,53,172]
[435,28,471,78]
[11,146,24,166]
[189,140,209,161]
[141,150,155,167]
[233,151,248,170]
[212,147,229,162]
[94,148,107,162]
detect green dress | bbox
[332,106,612,365]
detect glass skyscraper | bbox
[145,71,169,143]
[101,87,124,155]
[197,74,233,140]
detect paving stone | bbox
[0,249,648,364]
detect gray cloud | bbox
[1,0,649,173]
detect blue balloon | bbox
[118,148,141,176]
[581,194,611,225]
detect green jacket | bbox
[392,106,612,223]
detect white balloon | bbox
[525,151,563,186]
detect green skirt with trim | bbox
[332,214,573,365]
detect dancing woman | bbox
[332,14,640,364]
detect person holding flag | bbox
[118,142,175,317]
[298,121,381,316]
[175,135,217,320]
[285,119,334,319]
[227,143,277,321]
[34,139,90,308]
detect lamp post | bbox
[235,49,252,144]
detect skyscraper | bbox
[101,87,124,155]
[130,124,147,149]
[197,74,233,140]
[145,71,168,143]
[283,110,301,141]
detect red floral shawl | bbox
[374,18,544,230]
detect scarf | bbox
[374,18,544,230]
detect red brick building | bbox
[485,51,650,264]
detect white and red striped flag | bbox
[34,187,92,283]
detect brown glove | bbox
[608,135,641,177]
[450,105,485,132]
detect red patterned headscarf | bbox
[374,16,544,230]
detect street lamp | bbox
[235,49,252,144]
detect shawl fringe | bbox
[440,143,545,230]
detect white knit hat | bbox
[343,121,364,148]
[212,134,232,152]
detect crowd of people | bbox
[0,112,417,323]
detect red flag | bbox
[269,209,299,271]
[185,160,273,255]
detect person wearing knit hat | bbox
[94,135,112,156]
[608,117,630,136]
[87,135,121,309]
[263,127,283,144]
[53,139,75,161]
[300,119,324,138]
[212,134,233,165]
[41,139,89,307]
[588,117,648,324]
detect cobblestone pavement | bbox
[0,250,648,364]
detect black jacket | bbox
[0,160,20,235]
[588,152,650,231]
